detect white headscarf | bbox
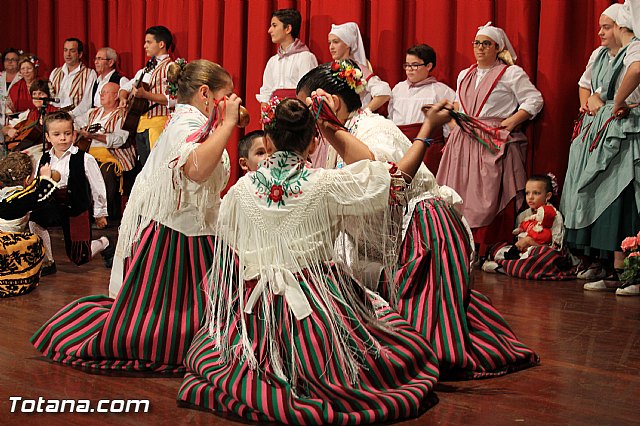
[616,1,635,34]
[602,3,622,22]
[329,22,367,66]
[476,21,517,62]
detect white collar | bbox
[50,144,79,159]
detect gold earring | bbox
[205,100,209,106]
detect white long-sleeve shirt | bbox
[455,65,544,119]
[256,47,318,103]
[48,145,107,218]
[388,78,455,128]
[50,63,97,118]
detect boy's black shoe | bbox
[41,261,57,276]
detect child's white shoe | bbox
[481,260,500,274]
[616,284,640,296]
[583,280,617,291]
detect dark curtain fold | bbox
[0,0,621,187]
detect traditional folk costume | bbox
[30,146,107,265]
[0,177,56,297]
[7,78,33,114]
[75,106,136,217]
[89,69,129,109]
[31,104,230,373]
[436,26,543,249]
[490,205,576,280]
[256,39,318,102]
[562,8,640,258]
[337,109,539,378]
[328,23,392,110]
[178,151,440,424]
[49,63,97,118]
[0,71,21,152]
[120,54,174,165]
[389,76,456,174]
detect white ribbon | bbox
[244,266,313,320]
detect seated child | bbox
[0,152,57,297]
[29,110,114,273]
[483,174,576,280]
[238,130,268,173]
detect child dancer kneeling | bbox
[29,111,112,274]
[177,98,454,424]
[0,152,57,297]
[483,174,576,280]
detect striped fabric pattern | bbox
[177,264,440,425]
[389,198,539,379]
[493,243,577,280]
[147,58,172,118]
[50,65,92,107]
[31,221,214,373]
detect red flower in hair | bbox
[269,184,284,203]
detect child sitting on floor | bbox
[238,130,268,173]
[29,110,113,274]
[483,174,576,280]
[0,152,58,296]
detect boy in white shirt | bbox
[257,9,318,107]
[30,111,112,273]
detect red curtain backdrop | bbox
[0,0,617,187]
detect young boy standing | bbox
[256,9,318,106]
[30,111,112,272]
[119,26,175,165]
[388,44,455,173]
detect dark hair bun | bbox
[166,62,183,85]
[275,98,313,132]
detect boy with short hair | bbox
[257,9,318,106]
[30,111,113,272]
[119,25,175,165]
[238,130,268,173]
[388,44,455,127]
[388,43,455,174]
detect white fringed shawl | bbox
[206,151,399,385]
[109,104,229,297]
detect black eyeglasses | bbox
[402,63,426,70]
[472,40,496,49]
[94,57,109,61]
[4,57,18,62]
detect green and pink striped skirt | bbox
[31,221,214,373]
[389,198,539,379]
[177,263,440,425]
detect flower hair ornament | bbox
[167,58,187,99]
[260,96,281,130]
[330,60,366,94]
[25,54,39,68]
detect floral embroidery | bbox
[251,151,310,207]
[260,96,281,130]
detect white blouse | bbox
[388,78,455,133]
[455,64,544,119]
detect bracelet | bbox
[413,137,433,147]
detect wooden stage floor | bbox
[1,228,638,425]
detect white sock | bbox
[30,221,54,263]
[91,236,109,258]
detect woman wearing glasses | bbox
[436,22,543,259]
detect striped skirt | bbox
[492,243,577,280]
[31,221,214,373]
[177,264,440,425]
[387,198,539,379]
